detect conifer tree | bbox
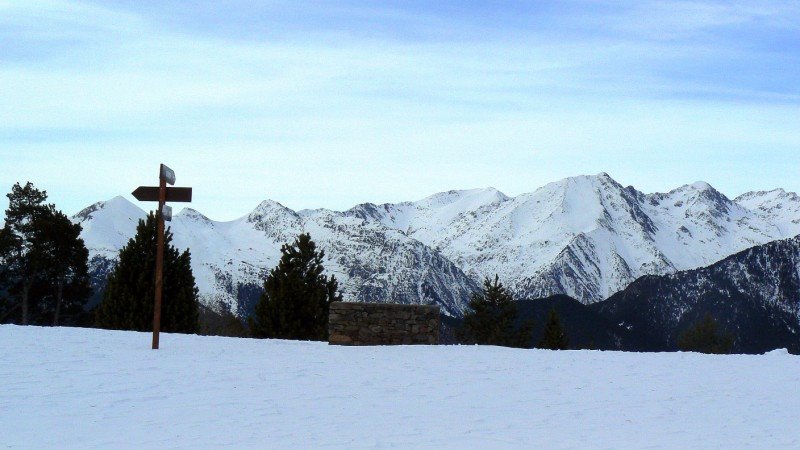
[458,275,532,348]
[0,182,52,324]
[249,233,342,340]
[538,308,569,350]
[0,182,90,325]
[0,226,14,322]
[96,212,199,333]
[32,209,92,325]
[678,314,733,354]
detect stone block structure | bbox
[328,302,440,345]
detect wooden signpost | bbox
[132,164,193,349]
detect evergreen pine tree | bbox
[0,226,14,322]
[678,314,733,354]
[0,182,90,325]
[31,209,92,325]
[95,212,199,333]
[1,182,51,324]
[458,275,532,348]
[538,308,569,350]
[249,233,342,340]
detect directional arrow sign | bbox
[132,186,193,203]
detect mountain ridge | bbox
[592,234,800,353]
[73,173,800,317]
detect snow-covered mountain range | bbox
[73,173,800,317]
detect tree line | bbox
[0,181,732,354]
[0,181,339,340]
[454,275,731,353]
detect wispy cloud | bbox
[1,1,798,219]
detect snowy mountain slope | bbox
[643,182,784,267]
[594,235,800,353]
[74,173,800,317]
[75,196,147,260]
[74,198,478,317]
[74,197,149,306]
[349,173,796,302]
[735,188,800,237]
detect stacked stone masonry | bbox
[328,302,440,345]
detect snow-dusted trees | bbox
[249,233,342,340]
[95,212,199,333]
[458,275,532,348]
[0,182,91,325]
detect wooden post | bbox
[132,163,191,349]
[152,168,167,350]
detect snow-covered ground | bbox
[2,326,799,448]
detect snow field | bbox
[1,325,799,448]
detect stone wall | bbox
[328,302,440,345]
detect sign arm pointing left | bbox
[132,186,192,203]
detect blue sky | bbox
[1,1,799,220]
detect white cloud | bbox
[1,1,798,219]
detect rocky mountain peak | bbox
[73,196,142,223]
[247,200,298,223]
[75,174,800,317]
[176,208,212,225]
